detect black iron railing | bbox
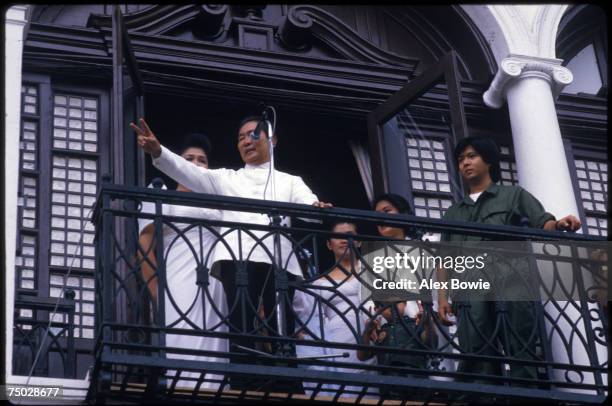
[13,294,77,379]
[86,183,608,404]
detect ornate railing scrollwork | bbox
[86,184,608,403]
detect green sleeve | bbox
[517,188,556,229]
[440,209,455,242]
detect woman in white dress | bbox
[292,279,325,396]
[137,133,228,390]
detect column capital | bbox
[5,5,29,26]
[483,54,573,109]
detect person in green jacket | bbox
[436,136,581,384]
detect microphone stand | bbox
[265,114,290,357]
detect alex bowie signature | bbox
[372,278,491,291]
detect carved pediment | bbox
[85,4,419,69]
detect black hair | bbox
[372,193,413,215]
[374,300,402,308]
[372,193,419,238]
[326,220,358,240]
[453,136,501,183]
[237,114,268,137]
[177,132,212,157]
[373,300,386,308]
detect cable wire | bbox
[19,206,94,402]
[258,105,279,339]
[262,106,276,201]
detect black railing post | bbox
[33,326,48,376]
[196,223,209,329]
[571,242,605,395]
[525,238,556,389]
[100,178,114,394]
[151,178,167,395]
[271,211,290,356]
[64,289,76,379]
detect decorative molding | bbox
[451,5,498,76]
[87,5,199,35]
[459,5,509,67]
[231,17,275,51]
[233,5,265,20]
[22,22,412,106]
[23,21,605,127]
[534,5,569,58]
[6,5,29,25]
[279,7,313,50]
[288,5,419,67]
[85,4,419,68]
[194,5,228,40]
[487,5,569,59]
[488,5,533,56]
[483,54,573,108]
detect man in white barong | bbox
[131,116,332,368]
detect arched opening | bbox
[556,4,607,97]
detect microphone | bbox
[251,120,267,141]
[250,104,270,141]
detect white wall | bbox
[3,5,90,400]
[4,3,29,381]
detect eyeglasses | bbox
[238,131,262,141]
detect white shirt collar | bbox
[244,161,271,170]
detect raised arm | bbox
[131,118,223,194]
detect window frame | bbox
[14,73,111,378]
[566,143,608,236]
[367,51,468,209]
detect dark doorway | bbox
[144,92,371,210]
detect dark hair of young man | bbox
[453,136,501,183]
[177,132,212,157]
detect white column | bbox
[484,54,578,218]
[484,55,607,394]
[4,4,29,379]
